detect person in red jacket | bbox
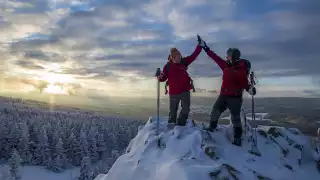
[197,35,256,146]
[157,39,202,127]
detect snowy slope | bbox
[222,112,272,122]
[0,165,79,180]
[95,116,320,180]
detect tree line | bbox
[0,102,144,179]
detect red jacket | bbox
[159,45,202,95]
[206,50,250,96]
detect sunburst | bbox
[40,73,73,95]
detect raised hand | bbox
[197,35,210,52]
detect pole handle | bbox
[155,68,161,77]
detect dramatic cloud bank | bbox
[0,0,319,99]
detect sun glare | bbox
[39,73,74,95]
[43,73,73,84]
[45,84,67,94]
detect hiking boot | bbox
[209,121,217,131]
[167,123,175,129]
[204,127,215,132]
[176,121,187,126]
[232,137,242,146]
[233,127,243,137]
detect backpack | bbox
[164,56,195,94]
[224,58,252,94]
[226,58,251,76]
[242,59,251,76]
[241,59,256,85]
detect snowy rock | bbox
[313,151,320,161]
[94,116,320,180]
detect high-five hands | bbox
[197,35,210,52]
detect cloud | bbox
[0,0,320,97]
[13,60,44,70]
[1,74,83,95]
[143,0,235,39]
[302,90,320,97]
[1,75,49,93]
[22,79,49,93]
[23,51,66,62]
[58,66,120,82]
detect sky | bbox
[0,0,320,103]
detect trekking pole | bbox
[250,72,257,147]
[242,108,247,136]
[155,68,161,136]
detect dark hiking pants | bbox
[168,91,190,126]
[209,94,243,138]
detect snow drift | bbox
[95,115,320,180]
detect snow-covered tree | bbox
[0,96,144,173]
[17,122,30,164]
[79,130,89,159]
[8,149,21,180]
[92,166,100,179]
[48,138,68,172]
[0,120,11,159]
[111,150,121,160]
[29,123,40,165]
[88,127,98,162]
[65,132,81,166]
[34,126,50,166]
[78,156,92,180]
[9,122,21,148]
[96,131,106,157]
[50,129,60,153]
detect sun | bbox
[45,84,67,95]
[40,73,74,95]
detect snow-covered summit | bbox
[95,116,320,180]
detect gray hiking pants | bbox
[168,91,190,126]
[209,94,243,137]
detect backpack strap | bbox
[240,59,251,75]
[165,62,170,94]
[180,58,190,71]
[180,58,188,67]
[180,58,195,92]
[165,62,170,76]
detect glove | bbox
[157,72,165,80]
[197,35,210,52]
[247,86,256,96]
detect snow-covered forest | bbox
[0,97,144,179]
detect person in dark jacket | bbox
[197,35,256,146]
[157,39,202,127]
